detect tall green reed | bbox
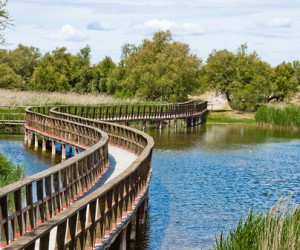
[255,104,300,129]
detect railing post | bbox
[0,196,9,248]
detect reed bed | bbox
[215,197,300,250]
[0,89,137,107]
[255,104,300,129]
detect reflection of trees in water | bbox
[148,124,300,151]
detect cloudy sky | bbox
[4,0,300,65]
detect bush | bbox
[0,151,26,187]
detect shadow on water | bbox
[133,178,171,250]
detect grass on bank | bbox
[215,197,300,250]
[207,110,255,124]
[0,151,26,187]
[255,104,300,129]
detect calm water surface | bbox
[137,124,300,250]
[0,135,69,176]
[1,125,300,250]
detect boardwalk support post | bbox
[130,214,137,241]
[119,227,127,250]
[24,129,28,145]
[42,137,46,152]
[34,134,38,149]
[52,141,56,156]
[61,143,66,160]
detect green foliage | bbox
[255,104,300,129]
[203,44,272,111]
[215,201,300,250]
[0,151,26,187]
[30,47,75,91]
[269,62,299,102]
[114,31,202,102]
[0,44,40,89]
[94,56,116,93]
[292,60,300,85]
[0,63,22,88]
[0,39,299,106]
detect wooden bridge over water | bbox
[0,101,207,250]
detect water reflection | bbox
[1,126,300,250]
[148,124,300,151]
[0,135,64,176]
[140,124,300,249]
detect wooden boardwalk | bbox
[0,101,207,249]
[36,144,138,250]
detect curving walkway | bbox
[36,144,138,250]
[76,144,138,199]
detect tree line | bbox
[0,31,299,110]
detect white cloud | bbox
[269,18,291,28]
[87,21,114,31]
[48,24,88,42]
[178,23,206,36]
[255,18,292,28]
[144,19,176,30]
[136,19,206,36]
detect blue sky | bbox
[3,0,300,65]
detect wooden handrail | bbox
[1,106,154,249]
[55,101,207,122]
[0,100,207,249]
[0,107,109,247]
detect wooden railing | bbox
[56,101,208,122]
[0,107,26,124]
[0,107,109,248]
[0,100,205,249]
[1,107,154,249]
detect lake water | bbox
[0,125,299,250]
[136,124,300,250]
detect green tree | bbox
[292,60,300,85]
[114,31,202,102]
[94,56,116,93]
[268,62,298,102]
[30,47,74,91]
[0,63,22,88]
[72,45,94,92]
[7,44,40,89]
[203,44,272,110]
